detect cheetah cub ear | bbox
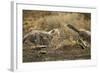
[48,29,60,35]
[48,29,55,34]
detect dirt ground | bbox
[23,10,91,62]
[23,44,90,62]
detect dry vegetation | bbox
[23,10,91,62]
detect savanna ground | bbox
[23,10,91,62]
